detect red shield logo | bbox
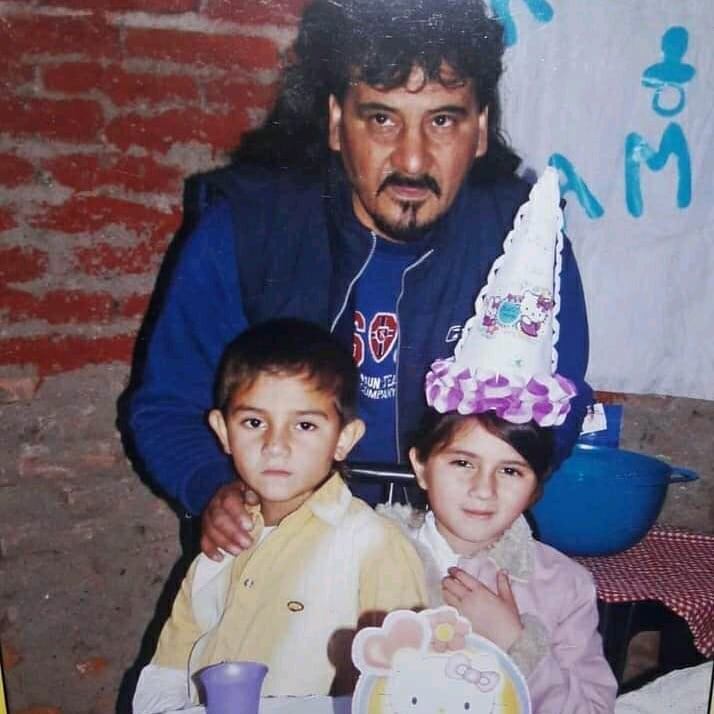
[368,313,398,363]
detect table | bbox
[164,665,714,714]
[575,526,714,685]
[166,697,351,714]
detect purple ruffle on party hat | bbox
[425,167,576,427]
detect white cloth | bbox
[142,663,714,714]
[157,696,352,714]
[133,665,187,714]
[500,1,714,399]
[614,662,713,714]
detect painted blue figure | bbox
[548,154,604,220]
[490,0,553,47]
[641,26,696,118]
[625,123,692,217]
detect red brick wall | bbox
[0,0,308,375]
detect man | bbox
[127,0,592,559]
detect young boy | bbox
[133,319,426,713]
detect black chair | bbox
[347,461,419,506]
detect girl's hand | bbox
[442,567,524,652]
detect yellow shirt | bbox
[152,474,426,697]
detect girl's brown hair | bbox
[412,409,554,484]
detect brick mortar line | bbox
[26,55,276,85]
[6,52,104,64]
[0,359,130,379]
[119,57,278,83]
[0,137,224,176]
[52,180,183,207]
[38,186,184,211]
[0,225,174,253]
[0,181,181,208]
[11,84,119,121]
[4,273,156,297]
[0,1,91,18]
[0,136,109,158]
[0,135,233,164]
[105,9,296,46]
[0,319,141,339]
[0,184,73,206]
[10,86,236,123]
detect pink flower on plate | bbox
[427,609,471,653]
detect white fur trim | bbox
[378,505,536,598]
[479,514,535,581]
[508,613,551,677]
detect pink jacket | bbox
[379,506,618,714]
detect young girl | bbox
[380,168,617,712]
[381,409,617,712]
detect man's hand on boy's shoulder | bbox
[201,480,259,560]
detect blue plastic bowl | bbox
[529,444,697,556]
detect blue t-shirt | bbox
[350,236,422,464]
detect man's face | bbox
[328,66,488,242]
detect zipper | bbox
[330,231,377,333]
[393,249,434,458]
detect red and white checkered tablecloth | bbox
[574,526,714,657]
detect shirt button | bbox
[243,578,254,589]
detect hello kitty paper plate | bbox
[351,606,531,714]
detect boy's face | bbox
[209,372,364,525]
[409,419,538,556]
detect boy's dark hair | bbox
[234,0,520,180]
[412,410,554,484]
[216,318,359,423]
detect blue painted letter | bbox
[624,123,691,217]
[548,154,604,219]
[490,0,554,46]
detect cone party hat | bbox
[425,167,576,426]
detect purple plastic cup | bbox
[196,660,268,714]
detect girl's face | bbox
[409,419,538,556]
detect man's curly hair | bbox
[234,0,520,181]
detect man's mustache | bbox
[377,173,442,198]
